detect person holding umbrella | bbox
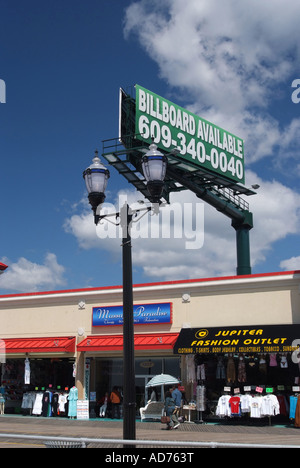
[164,390,180,430]
[171,384,182,407]
[146,373,180,401]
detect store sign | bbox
[77,400,89,420]
[173,324,300,355]
[92,302,172,327]
[135,84,245,184]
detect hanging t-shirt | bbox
[229,396,241,415]
[240,394,252,413]
[58,394,68,413]
[250,396,262,418]
[261,395,280,417]
[216,395,231,417]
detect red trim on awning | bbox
[0,262,8,271]
[0,337,76,354]
[77,333,179,352]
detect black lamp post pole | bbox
[120,202,136,445]
[84,145,166,446]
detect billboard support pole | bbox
[232,212,253,276]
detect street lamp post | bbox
[120,201,135,443]
[83,142,167,443]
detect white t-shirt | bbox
[216,395,231,417]
[261,395,280,416]
[250,396,262,418]
[240,394,252,413]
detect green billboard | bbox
[135,85,245,184]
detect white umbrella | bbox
[146,373,180,388]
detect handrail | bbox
[0,432,299,449]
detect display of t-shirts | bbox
[216,393,281,419]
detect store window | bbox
[94,356,180,408]
[0,358,75,414]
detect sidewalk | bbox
[0,415,300,448]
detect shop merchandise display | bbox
[22,388,71,417]
[0,358,75,416]
[185,352,300,425]
[216,392,280,419]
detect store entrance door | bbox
[135,375,157,412]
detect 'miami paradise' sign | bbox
[92,302,172,327]
[135,84,245,184]
[174,325,300,355]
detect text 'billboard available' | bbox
[135,85,245,184]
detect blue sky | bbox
[0,0,300,294]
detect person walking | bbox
[171,384,182,424]
[171,385,182,407]
[164,390,180,429]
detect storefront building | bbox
[0,270,299,422]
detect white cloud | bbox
[280,256,300,271]
[124,0,300,163]
[0,253,66,293]
[63,0,300,283]
[64,170,300,281]
[125,0,300,108]
[246,171,300,266]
